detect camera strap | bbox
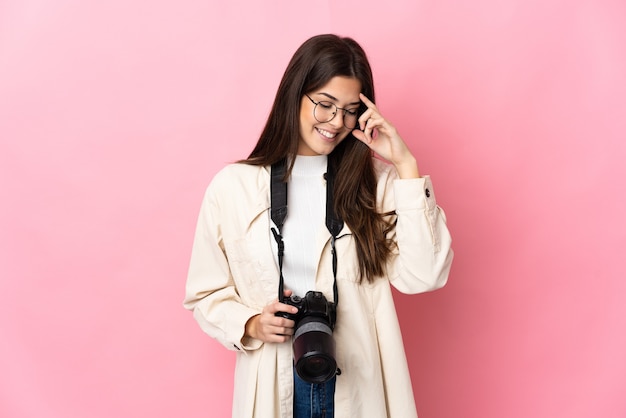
[270,158,343,308]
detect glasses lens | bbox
[343,111,358,129]
[314,101,336,123]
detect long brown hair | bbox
[242,34,394,283]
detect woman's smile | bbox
[316,127,338,139]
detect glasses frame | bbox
[304,94,360,129]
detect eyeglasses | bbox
[305,94,360,129]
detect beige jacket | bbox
[184,159,453,418]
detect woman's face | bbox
[298,76,362,156]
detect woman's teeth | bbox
[317,128,336,139]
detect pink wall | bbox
[1,1,625,417]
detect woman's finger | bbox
[359,93,377,110]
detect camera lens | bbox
[293,320,336,384]
[303,357,326,373]
[299,353,336,382]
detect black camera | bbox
[277,290,337,384]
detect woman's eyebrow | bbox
[318,92,361,106]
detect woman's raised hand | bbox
[352,93,420,179]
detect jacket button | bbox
[425,188,431,198]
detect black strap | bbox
[270,158,343,307]
[270,159,288,231]
[325,159,342,308]
[270,159,288,302]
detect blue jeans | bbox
[293,368,336,418]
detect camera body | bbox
[279,290,337,328]
[277,290,337,383]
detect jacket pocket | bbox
[223,237,278,309]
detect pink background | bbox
[1,1,625,417]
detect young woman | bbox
[184,34,453,418]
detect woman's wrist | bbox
[244,314,260,339]
[394,156,420,179]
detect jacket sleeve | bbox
[183,183,263,352]
[380,170,454,294]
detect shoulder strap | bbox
[270,159,288,232]
[325,158,343,308]
[270,159,288,301]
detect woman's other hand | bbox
[244,290,299,343]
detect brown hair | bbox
[242,34,394,283]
